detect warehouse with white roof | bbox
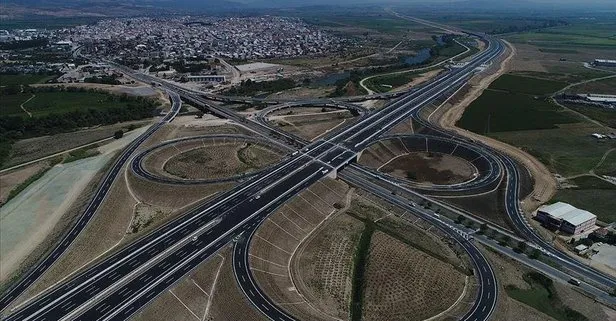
[536,202,597,235]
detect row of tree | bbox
[0,87,160,167]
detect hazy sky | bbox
[234,0,616,9]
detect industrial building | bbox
[593,59,616,67]
[536,202,597,235]
[186,75,226,83]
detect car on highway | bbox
[568,278,581,286]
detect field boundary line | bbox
[202,254,224,320]
[169,289,200,321]
[20,94,35,118]
[0,136,115,174]
[254,235,292,255]
[265,218,300,241]
[284,204,317,226]
[190,279,208,297]
[250,268,287,278]
[298,194,328,216]
[249,254,287,268]
[280,212,307,232]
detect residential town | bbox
[63,16,353,61]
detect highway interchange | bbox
[2,20,615,321]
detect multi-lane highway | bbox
[4,31,503,321]
[0,90,182,312]
[6,20,612,321]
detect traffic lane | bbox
[13,135,322,308]
[6,151,322,320]
[77,163,327,321]
[458,241,497,321]
[233,224,295,321]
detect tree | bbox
[455,215,465,224]
[514,241,528,254]
[529,248,541,260]
[114,130,124,139]
[499,235,511,247]
[479,223,488,234]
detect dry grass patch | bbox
[380,152,475,185]
[126,171,232,209]
[247,179,351,321]
[294,213,363,320]
[274,111,356,141]
[5,120,152,168]
[163,142,281,180]
[0,162,48,204]
[362,231,466,321]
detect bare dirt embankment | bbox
[434,40,557,213]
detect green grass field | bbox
[565,77,616,95]
[459,73,616,177]
[457,74,577,133]
[563,103,616,128]
[505,272,588,321]
[304,15,436,35]
[3,92,141,118]
[457,90,578,133]
[490,123,616,177]
[489,74,568,95]
[538,48,579,54]
[595,151,616,177]
[506,20,616,49]
[365,73,416,93]
[1,93,34,117]
[0,74,56,86]
[508,32,616,48]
